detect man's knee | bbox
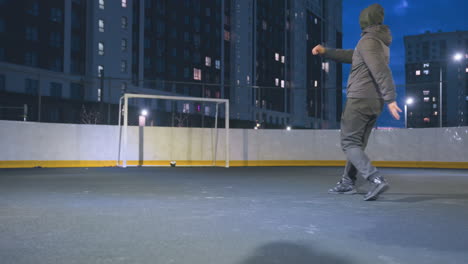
[341,138,363,152]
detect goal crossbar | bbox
[117,93,230,168]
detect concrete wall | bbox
[0,120,467,168]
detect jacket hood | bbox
[359,4,385,30]
[362,25,392,47]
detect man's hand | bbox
[388,101,402,120]
[312,45,325,56]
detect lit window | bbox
[183,103,190,113]
[423,70,429,75]
[121,38,127,51]
[423,90,430,96]
[121,60,127,73]
[423,97,430,102]
[314,18,318,24]
[281,56,285,63]
[98,88,102,101]
[121,0,127,8]
[205,56,211,67]
[432,97,436,102]
[466,96,468,101]
[98,65,104,77]
[99,0,104,9]
[98,42,104,55]
[215,60,220,69]
[262,20,267,30]
[224,30,230,41]
[281,80,285,88]
[415,70,421,76]
[434,111,438,116]
[205,106,210,115]
[423,63,430,68]
[433,104,437,109]
[193,68,202,80]
[314,80,318,87]
[275,53,279,61]
[322,62,329,73]
[98,19,104,32]
[423,117,430,123]
[121,16,128,29]
[465,67,468,73]
[275,78,279,86]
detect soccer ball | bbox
[170,161,176,167]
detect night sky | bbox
[341,0,468,127]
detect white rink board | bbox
[1,120,467,163]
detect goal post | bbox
[117,93,230,168]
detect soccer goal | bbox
[117,93,230,168]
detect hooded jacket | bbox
[323,4,396,103]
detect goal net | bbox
[117,93,230,168]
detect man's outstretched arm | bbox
[312,44,353,64]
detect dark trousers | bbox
[340,98,384,183]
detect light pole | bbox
[139,109,148,126]
[440,53,464,127]
[405,97,414,128]
[439,66,443,128]
[453,53,463,61]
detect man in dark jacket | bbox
[312,3,402,201]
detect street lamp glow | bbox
[406,98,414,105]
[141,109,148,116]
[286,126,292,131]
[453,53,463,61]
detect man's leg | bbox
[329,99,362,194]
[340,99,389,200]
[341,105,377,183]
[340,99,381,179]
[342,161,358,184]
[342,112,377,181]
[329,160,358,194]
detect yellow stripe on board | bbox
[1,160,468,169]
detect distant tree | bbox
[80,105,102,124]
[174,112,189,127]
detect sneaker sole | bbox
[364,184,389,201]
[328,189,357,195]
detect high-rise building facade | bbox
[230,0,343,129]
[0,0,342,128]
[404,31,468,128]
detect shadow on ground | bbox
[380,193,468,203]
[239,241,351,264]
